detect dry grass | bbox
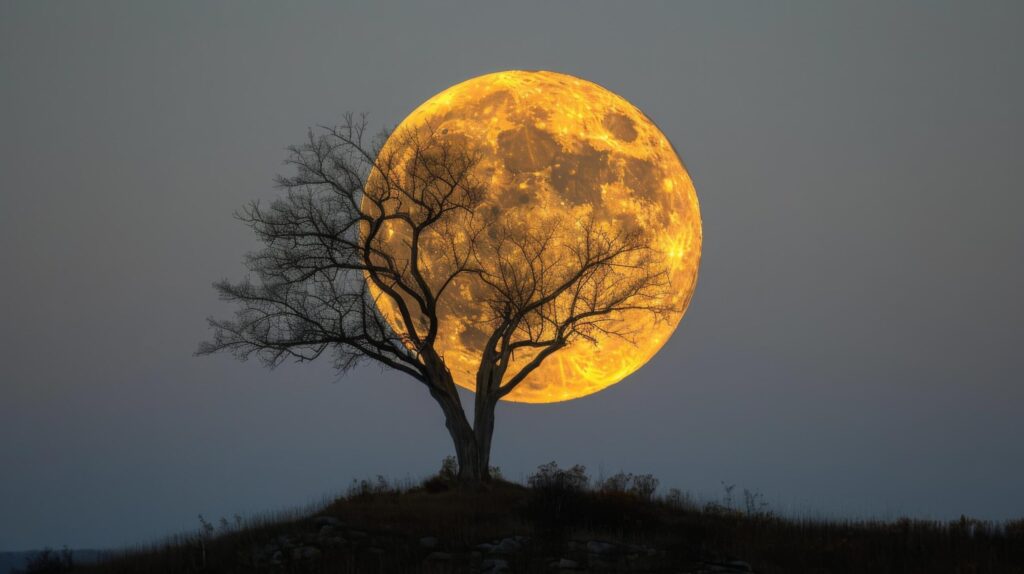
[53,466,1024,574]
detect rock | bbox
[291,546,321,561]
[493,537,522,553]
[366,547,384,554]
[557,557,579,569]
[270,550,283,564]
[318,525,336,537]
[348,530,368,540]
[425,551,452,561]
[482,558,511,573]
[476,542,495,552]
[313,516,341,527]
[586,540,617,555]
[700,561,754,573]
[419,536,439,548]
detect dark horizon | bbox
[2,2,1022,552]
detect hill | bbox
[31,463,1024,574]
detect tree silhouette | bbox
[199,114,674,483]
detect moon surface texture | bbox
[370,70,701,403]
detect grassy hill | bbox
[28,462,1024,574]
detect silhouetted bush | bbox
[1006,517,1024,538]
[526,461,590,531]
[596,470,659,501]
[18,548,73,574]
[421,456,506,493]
[422,456,458,492]
[629,473,659,501]
[664,487,698,510]
[596,471,632,494]
[527,461,589,491]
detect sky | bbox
[2,1,1022,551]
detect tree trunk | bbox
[427,371,492,484]
[452,423,484,483]
[473,391,498,479]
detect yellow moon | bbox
[371,70,701,403]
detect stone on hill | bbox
[493,537,522,553]
[557,557,580,568]
[587,540,617,555]
[291,546,321,561]
[482,557,511,573]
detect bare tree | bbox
[199,114,674,483]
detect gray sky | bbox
[2,1,1022,551]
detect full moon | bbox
[369,70,701,403]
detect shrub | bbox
[664,487,697,510]
[488,465,503,480]
[439,455,458,481]
[19,547,73,574]
[596,471,659,501]
[597,471,633,494]
[526,462,590,530]
[423,456,459,492]
[629,473,659,501]
[528,461,589,492]
[347,474,397,498]
[743,488,771,517]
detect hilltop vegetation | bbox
[24,461,1024,574]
